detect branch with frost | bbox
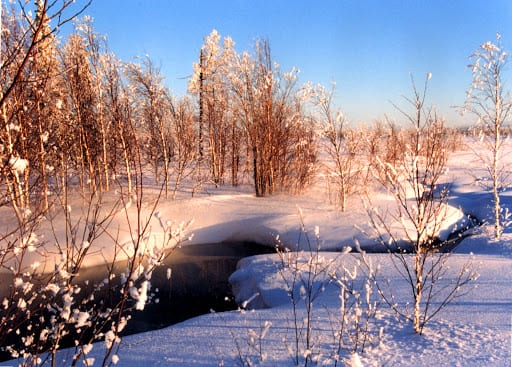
[1,181,190,366]
[1,0,92,108]
[326,249,380,363]
[365,74,477,334]
[275,212,341,365]
[462,34,512,239]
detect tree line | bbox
[4,3,508,223]
[1,9,322,220]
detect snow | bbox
[4,141,512,366]
[8,156,29,174]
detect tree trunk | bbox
[413,251,423,333]
[493,85,502,240]
[493,127,501,239]
[198,49,205,160]
[118,124,132,194]
[253,145,261,197]
[38,112,49,211]
[160,128,169,198]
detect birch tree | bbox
[189,30,239,186]
[368,75,475,333]
[228,39,317,196]
[465,34,512,240]
[314,85,363,211]
[126,56,173,196]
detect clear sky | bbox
[78,0,512,126]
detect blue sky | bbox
[80,0,512,126]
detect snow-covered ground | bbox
[6,142,512,366]
[109,248,510,367]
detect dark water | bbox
[66,241,277,334]
[0,242,275,361]
[125,242,276,333]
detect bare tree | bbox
[27,1,60,212]
[314,85,363,211]
[0,0,91,108]
[464,34,512,240]
[367,75,476,333]
[102,52,137,194]
[0,4,193,365]
[0,117,188,365]
[61,32,103,196]
[78,17,111,192]
[169,96,197,199]
[0,0,91,217]
[126,56,173,197]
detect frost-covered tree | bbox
[28,0,60,212]
[368,75,476,334]
[228,39,317,196]
[169,96,198,198]
[102,51,138,194]
[0,0,91,109]
[126,56,173,196]
[78,17,112,192]
[465,34,512,240]
[189,31,318,196]
[0,178,186,366]
[62,32,104,195]
[0,0,91,217]
[314,84,363,211]
[189,30,238,186]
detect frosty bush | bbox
[327,252,380,364]
[225,215,380,366]
[313,84,365,212]
[273,215,380,366]
[275,231,331,365]
[0,177,188,366]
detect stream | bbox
[124,241,276,334]
[0,242,275,362]
[0,227,474,362]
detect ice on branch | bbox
[129,280,149,311]
[73,310,91,328]
[9,156,29,174]
[45,283,60,296]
